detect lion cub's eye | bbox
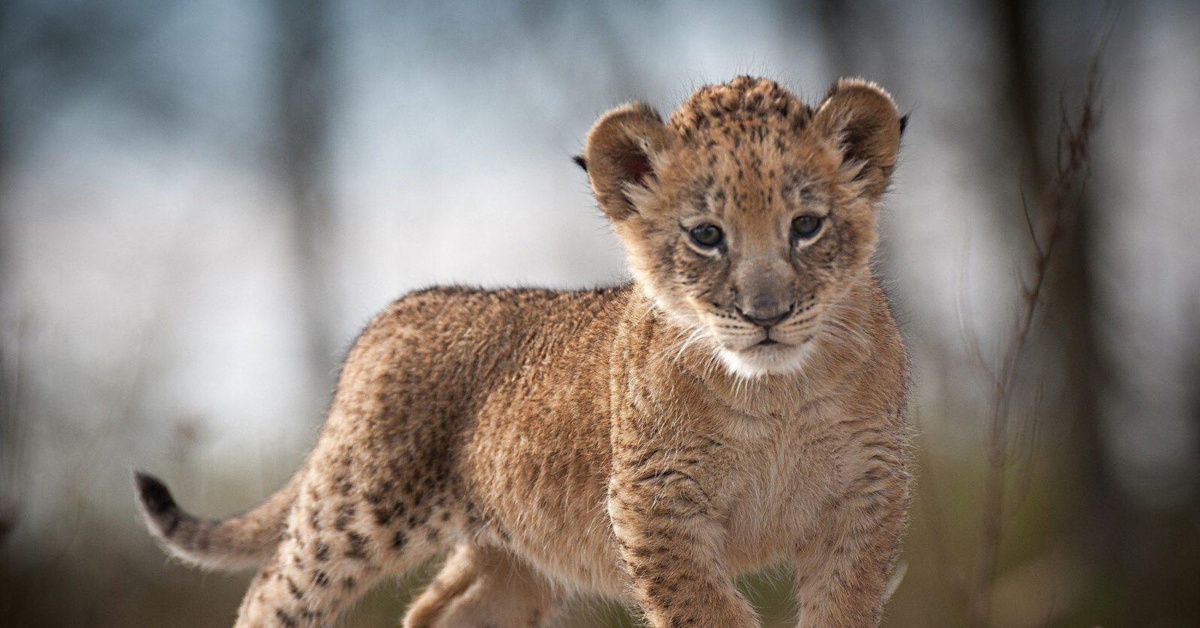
[791,215,823,241]
[689,223,725,249]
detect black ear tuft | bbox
[899,113,910,136]
[573,154,588,172]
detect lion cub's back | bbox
[340,284,631,424]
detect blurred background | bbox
[1,0,1198,626]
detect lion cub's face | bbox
[584,77,902,378]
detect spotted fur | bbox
[135,76,910,628]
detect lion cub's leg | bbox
[232,490,393,628]
[404,544,562,628]
[793,433,909,628]
[403,544,481,628]
[793,497,906,628]
[233,520,387,628]
[607,474,757,628]
[231,460,451,626]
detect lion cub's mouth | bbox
[717,332,816,378]
[744,331,813,351]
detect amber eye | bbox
[791,215,822,240]
[689,223,724,248]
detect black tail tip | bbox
[572,154,588,172]
[134,471,177,516]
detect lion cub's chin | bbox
[716,340,815,379]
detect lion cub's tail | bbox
[133,470,301,571]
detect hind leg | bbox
[403,544,482,627]
[234,521,388,628]
[403,544,561,628]
[233,470,453,627]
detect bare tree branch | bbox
[967,54,1102,628]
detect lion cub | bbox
[136,76,910,628]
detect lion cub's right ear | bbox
[583,103,670,221]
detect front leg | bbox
[607,458,757,628]
[794,437,910,628]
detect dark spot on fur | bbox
[286,576,303,600]
[334,504,355,531]
[344,532,368,559]
[274,609,298,627]
[372,502,404,526]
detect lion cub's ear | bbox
[583,103,670,221]
[813,78,903,201]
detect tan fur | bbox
[135,76,910,628]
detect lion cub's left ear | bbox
[813,78,903,201]
[583,102,671,221]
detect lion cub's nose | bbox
[737,302,793,329]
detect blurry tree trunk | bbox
[274,0,339,397]
[970,0,1116,625]
[0,0,21,541]
[814,0,901,84]
[0,3,11,304]
[996,0,1113,554]
[816,0,855,77]
[581,0,651,99]
[0,0,16,328]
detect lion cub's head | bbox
[583,76,903,378]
